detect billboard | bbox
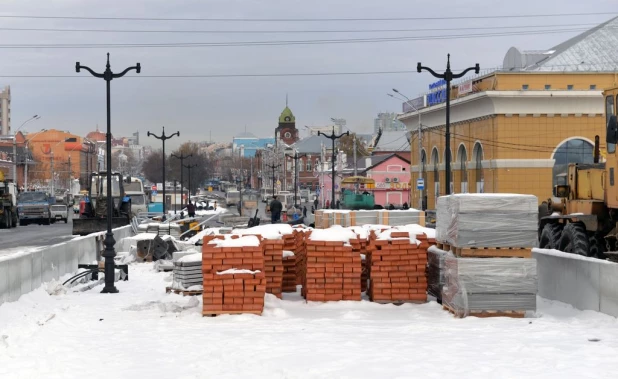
[458,81,473,95]
[402,95,426,113]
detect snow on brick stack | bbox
[282,251,296,292]
[304,228,362,302]
[202,235,266,316]
[367,230,428,303]
[262,239,284,298]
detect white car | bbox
[50,204,69,224]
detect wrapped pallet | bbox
[442,254,537,317]
[436,194,538,248]
[426,246,447,301]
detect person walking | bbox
[302,206,307,218]
[269,195,283,224]
[187,201,196,218]
[313,198,319,210]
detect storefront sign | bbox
[427,79,447,106]
[375,182,410,190]
[458,81,473,95]
[402,95,426,113]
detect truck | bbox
[123,177,147,217]
[50,204,69,223]
[0,171,18,228]
[17,190,54,226]
[72,172,132,236]
[538,85,618,261]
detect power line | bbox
[0,70,418,78]
[0,27,609,49]
[0,23,602,34]
[0,12,613,22]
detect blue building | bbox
[232,131,275,157]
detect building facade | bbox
[399,17,618,210]
[0,86,10,135]
[374,112,406,133]
[365,154,411,207]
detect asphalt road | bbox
[0,214,76,255]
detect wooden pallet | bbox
[443,304,526,318]
[202,311,262,317]
[455,247,532,258]
[165,287,203,296]
[372,299,426,305]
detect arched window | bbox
[431,148,440,198]
[458,144,468,193]
[473,142,484,193]
[553,138,594,186]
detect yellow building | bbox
[400,17,618,209]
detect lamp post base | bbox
[100,231,119,294]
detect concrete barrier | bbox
[0,225,134,306]
[533,248,618,317]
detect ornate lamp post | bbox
[318,126,349,209]
[147,127,179,216]
[171,152,192,207]
[417,54,479,195]
[75,53,140,294]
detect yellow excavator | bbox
[538,85,618,261]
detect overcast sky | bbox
[0,0,615,149]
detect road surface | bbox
[0,215,75,256]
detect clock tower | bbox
[276,105,298,146]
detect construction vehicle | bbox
[0,171,18,228]
[72,172,132,236]
[538,85,618,261]
[340,176,376,210]
[17,190,54,226]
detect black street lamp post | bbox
[183,163,198,204]
[171,152,192,208]
[417,54,479,195]
[318,126,349,209]
[266,163,281,198]
[147,127,179,216]
[285,151,306,208]
[75,53,140,294]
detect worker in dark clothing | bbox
[269,196,283,224]
[302,206,307,218]
[336,200,341,209]
[388,203,395,210]
[313,198,319,210]
[187,201,196,218]
[402,202,409,210]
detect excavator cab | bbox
[72,172,131,235]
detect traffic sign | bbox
[151,185,157,191]
[152,190,158,196]
[416,178,425,190]
[156,183,163,191]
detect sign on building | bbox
[427,79,447,106]
[416,178,425,190]
[402,95,427,113]
[458,81,473,95]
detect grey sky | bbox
[1,0,615,149]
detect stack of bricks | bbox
[202,235,266,316]
[295,230,308,290]
[303,239,362,302]
[262,238,284,298]
[366,231,428,303]
[282,251,297,292]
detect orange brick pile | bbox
[282,252,297,292]
[202,235,266,316]
[303,239,362,302]
[263,239,284,298]
[366,231,429,303]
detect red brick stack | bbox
[304,239,362,302]
[202,235,266,316]
[262,239,284,298]
[366,231,428,303]
[282,251,297,292]
[295,230,308,291]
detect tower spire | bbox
[286,93,288,107]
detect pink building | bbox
[365,154,411,207]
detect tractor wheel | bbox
[559,222,590,256]
[0,210,9,229]
[6,211,12,229]
[589,233,607,259]
[539,223,562,249]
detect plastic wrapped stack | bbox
[201,235,266,316]
[303,230,362,301]
[263,239,284,298]
[366,231,428,303]
[442,255,538,317]
[282,251,297,292]
[426,246,447,301]
[172,253,203,289]
[436,194,538,248]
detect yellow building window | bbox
[545,85,551,90]
[567,85,574,90]
[522,84,529,90]
[590,84,597,90]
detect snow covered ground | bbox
[1,264,617,379]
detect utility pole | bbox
[67,155,72,191]
[320,142,325,208]
[173,179,177,214]
[266,162,281,199]
[171,152,192,208]
[285,151,306,208]
[50,152,54,196]
[353,136,357,177]
[239,147,243,216]
[76,53,140,294]
[417,54,479,195]
[147,126,179,216]
[318,126,349,209]
[183,163,198,207]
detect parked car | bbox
[50,204,69,224]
